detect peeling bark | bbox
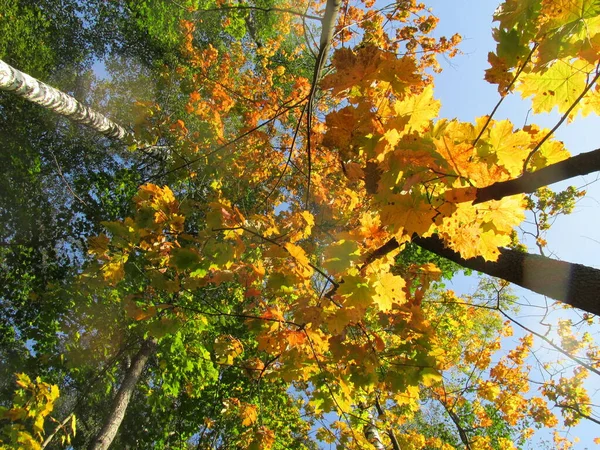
[0,59,136,142]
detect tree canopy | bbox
[2,0,600,448]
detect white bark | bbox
[363,408,385,450]
[0,59,135,142]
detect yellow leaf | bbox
[444,186,477,203]
[479,195,526,235]
[372,272,406,311]
[101,254,128,285]
[240,403,258,427]
[325,307,364,334]
[214,335,244,365]
[393,85,440,133]
[487,120,531,176]
[337,274,375,308]
[322,239,360,275]
[518,59,590,116]
[420,367,442,387]
[378,192,436,237]
[284,242,313,278]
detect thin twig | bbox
[145,97,306,182]
[500,310,600,377]
[50,150,88,206]
[198,5,323,21]
[473,44,538,147]
[522,66,600,174]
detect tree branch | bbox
[474,148,600,204]
[413,234,600,316]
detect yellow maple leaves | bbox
[321,45,423,98]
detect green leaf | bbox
[322,239,360,274]
[170,248,200,271]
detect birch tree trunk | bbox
[89,338,158,450]
[0,59,136,142]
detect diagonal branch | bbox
[198,5,323,21]
[522,67,600,173]
[473,148,600,204]
[363,234,600,316]
[500,310,600,377]
[412,234,600,316]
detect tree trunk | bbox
[374,397,400,450]
[413,235,600,316]
[362,408,385,450]
[89,338,158,450]
[473,148,600,204]
[0,59,135,142]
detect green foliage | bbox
[395,241,471,281]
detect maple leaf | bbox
[378,192,437,237]
[437,202,513,260]
[284,242,314,278]
[214,335,244,365]
[444,186,477,203]
[170,247,201,271]
[321,45,422,98]
[392,85,440,132]
[530,138,571,170]
[493,0,540,33]
[343,162,365,182]
[101,254,128,285]
[376,53,423,97]
[240,403,258,427]
[322,239,361,274]
[323,104,379,154]
[320,46,382,95]
[337,273,375,308]
[487,120,531,176]
[371,272,406,311]
[325,307,364,334]
[419,367,442,387]
[125,300,157,321]
[517,59,591,116]
[247,426,275,450]
[484,52,514,94]
[479,195,526,235]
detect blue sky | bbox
[427,1,600,446]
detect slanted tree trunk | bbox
[0,59,136,143]
[89,338,158,450]
[413,235,600,316]
[368,235,600,315]
[473,148,600,204]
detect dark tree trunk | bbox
[473,148,600,204]
[89,338,158,450]
[413,235,600,316]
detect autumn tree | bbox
[3,0,600,448]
